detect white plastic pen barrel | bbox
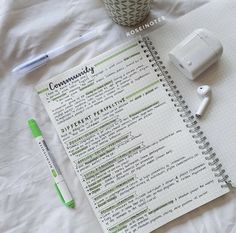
[13,30,98,74]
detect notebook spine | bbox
[139,36,230,187]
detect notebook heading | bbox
[48,66,95,91]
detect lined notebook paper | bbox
[36,30,229,232]
[147,0,236,186]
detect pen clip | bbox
[54,183,65,204]
[54,183,75,208]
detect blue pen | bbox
[12,30,98,74]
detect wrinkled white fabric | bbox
[1,0,236,233]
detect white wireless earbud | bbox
[196,85,211,118]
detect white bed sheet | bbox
[1,0,236,233]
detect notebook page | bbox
[147,0,236,186]
[36,38,228,233]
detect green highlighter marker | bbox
[28,119,75,208]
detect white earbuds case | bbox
[169,29,223,80]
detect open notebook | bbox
[36,1,235,232]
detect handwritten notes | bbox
[37,38,228,233]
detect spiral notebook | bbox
[36,1,235,232]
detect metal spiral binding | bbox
[138,36,230,187]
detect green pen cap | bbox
[28,118,42,137]
[54,183,75,208]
